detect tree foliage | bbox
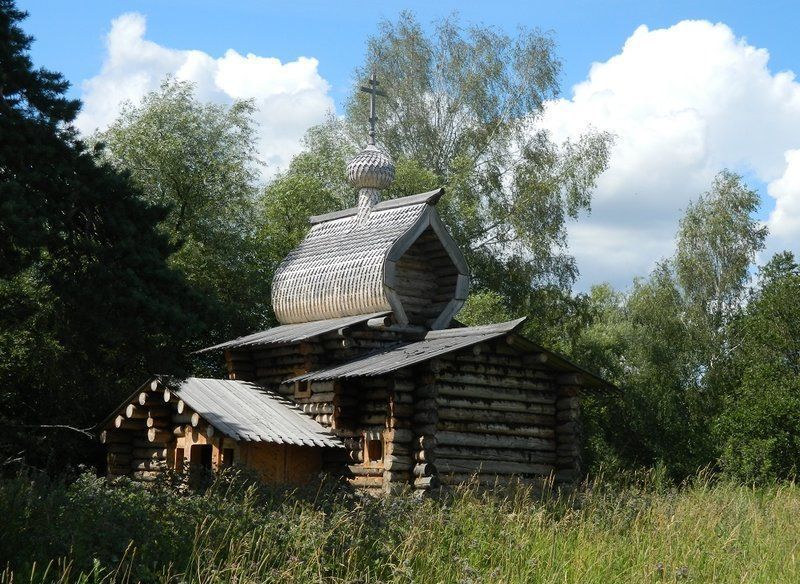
[0,1,206,469]
[577,171,767,479]
[717,252,800,483]
[97,79,271,334]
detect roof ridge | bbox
[309,187,444,225]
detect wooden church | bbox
[100,76,612,494]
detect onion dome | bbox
[346,144,395,191]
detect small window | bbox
[190,444,213,470]
[174,447,185,470]
[222,448,234,468]
[294,380,311,398]
[363,432,384,468]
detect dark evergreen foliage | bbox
[0,1,209,471]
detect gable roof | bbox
[174,378,342,447]
[100,377,343,448]
[195,312,390,353]
[286,318,526,382]
[270,188,468,327]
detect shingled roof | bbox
[271,188,470,329]
[196,312,390,353]
[173,378,342,447]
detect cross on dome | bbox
[360,70,387,146]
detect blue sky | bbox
[20,1,799,109]
[16,0,800,289]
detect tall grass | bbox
[1,469,798,583]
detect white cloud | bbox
[76,13,334,173]
[541,20,800,289]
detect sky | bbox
[17,0,800,290]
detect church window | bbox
[294,380,311,398]
[363,431,384,468]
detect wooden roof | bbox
[196,312,390,353]
[285,318,526,381]
[172,378,343,447]
[284,318,614,390]
[271,188,469,328]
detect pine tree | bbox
[0,0,210,470]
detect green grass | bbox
[1,469,799,583]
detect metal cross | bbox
[360,70,387,145]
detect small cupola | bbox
[346,143,395,221]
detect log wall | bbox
[429,340,560,488]
[394,227,459,326]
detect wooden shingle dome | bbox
[271,188,470,329]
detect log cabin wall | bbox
[554,379,583,483]
[394,227,459,326]
[428,338,560,488]
[102,381,191,482]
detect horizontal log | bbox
[147,428,173,443]
[307,391,335,404]
[386,416,411,430]
[384,453,412,466]
[437,407,553,426]
[358,414,386,425]
[345,465,384,477]
[137,392,161,407]
[438,473,549,488]
[384,442,410,456]
[437,458,554,476]
[436,396,555,415]
[113,416,142,430]
[437,421,553,438]
[436,446,556,465]
[125,404,148,419]
[146,416,169,429]
[438,372,553,392]
[413,410,438,424]
[437,382,555,405]
[394,379,415,393]
[385,428,413,443]
[436,431,555,450]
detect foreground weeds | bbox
[1,469,799,583]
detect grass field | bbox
[1,469,798,583]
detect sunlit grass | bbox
[1,469,798,583]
